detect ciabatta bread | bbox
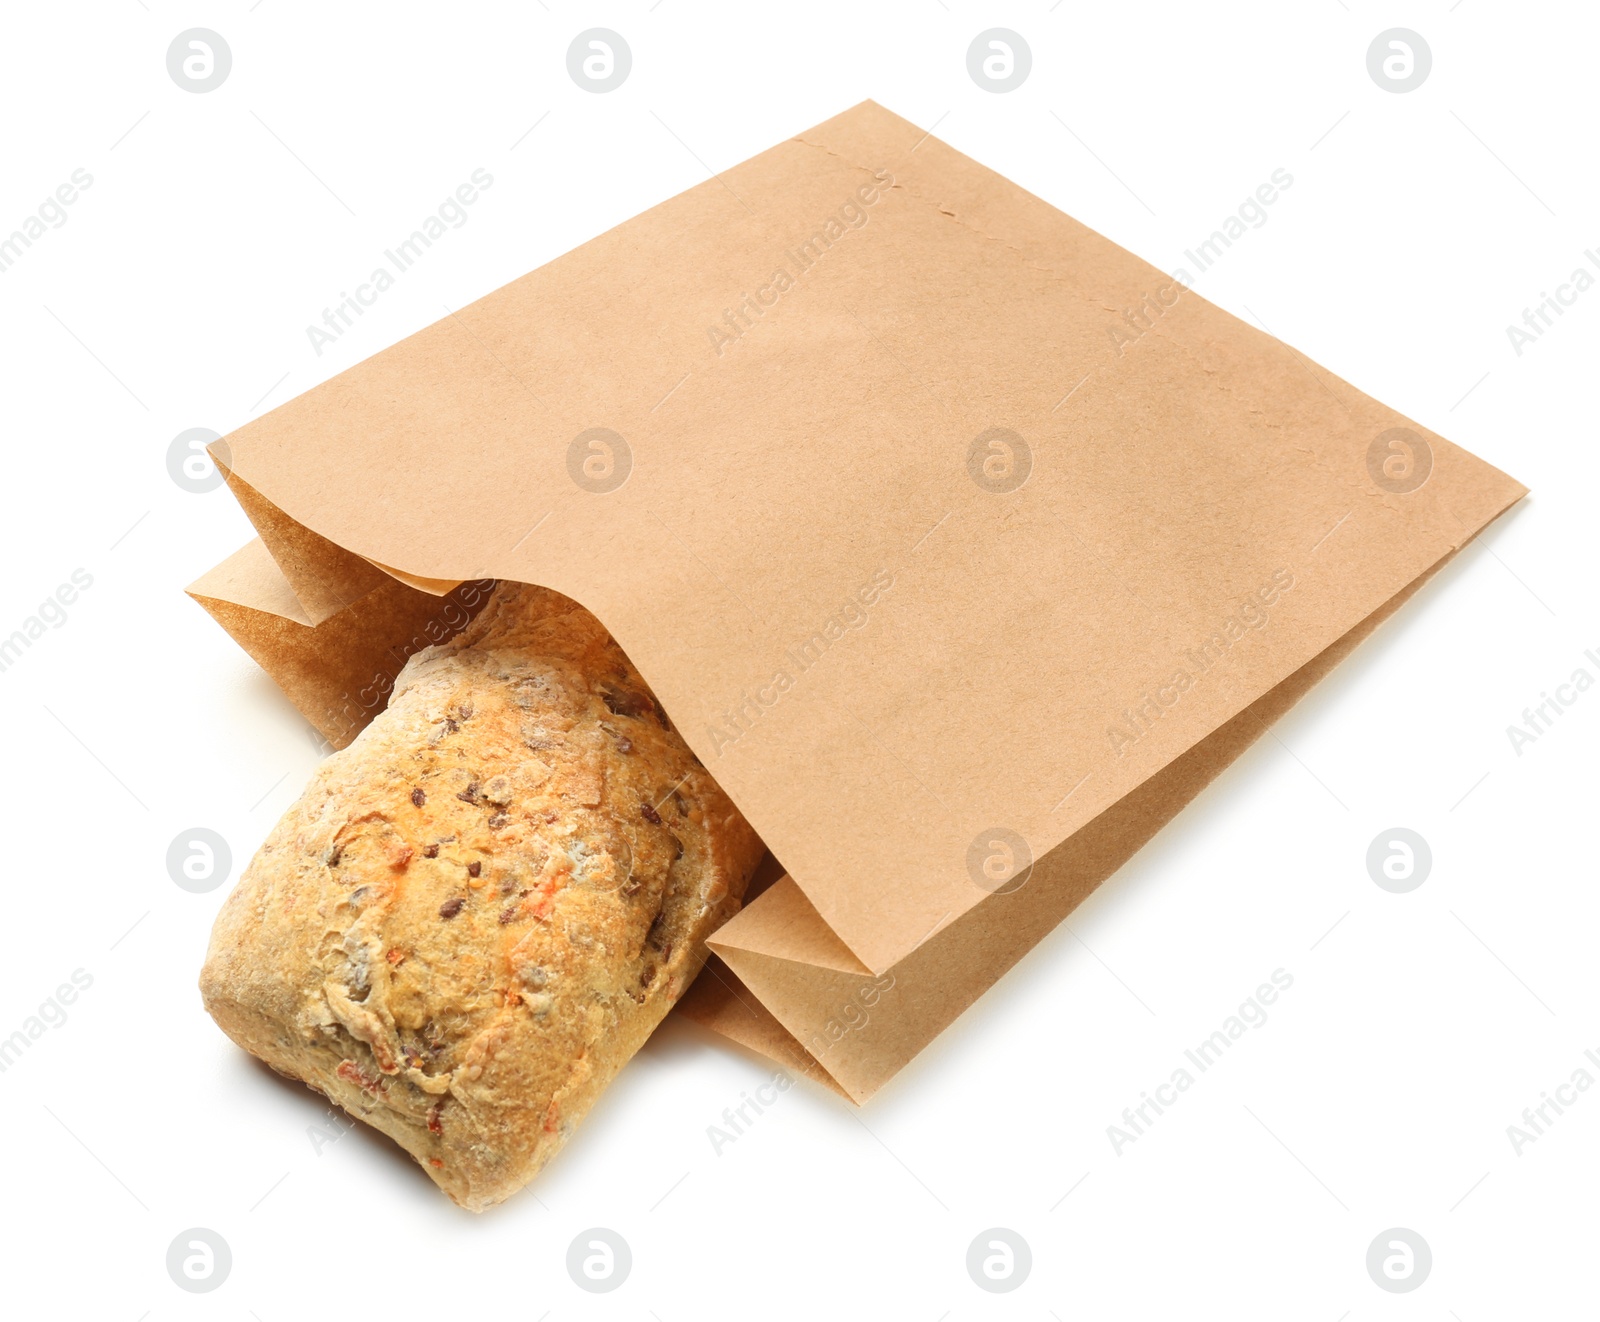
[200,582,763,1210]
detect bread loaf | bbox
[200,582,763,1210]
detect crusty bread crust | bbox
[200,582,763,1210]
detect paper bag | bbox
[188,101,1525,1103]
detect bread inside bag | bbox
[200,582,764,1210]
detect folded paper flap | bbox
[217,462,390,626]
[186,537,312,626]
[215,100,1526,973]
[189,541,495,749]
[365,560,463,597]
[708,876,872,977]
[674,958,853,1101]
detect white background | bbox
[0,1,1594,1317]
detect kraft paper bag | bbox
[187,101,1525,1103]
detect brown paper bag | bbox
[188,101,1525,1104]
